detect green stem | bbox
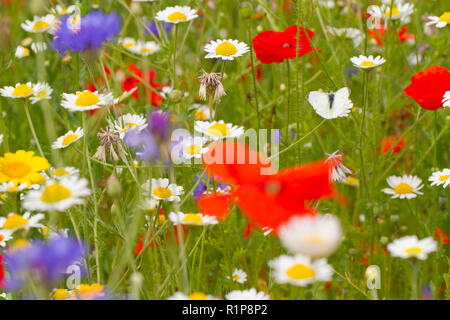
[23,100,45,157]
[247,20,260,132]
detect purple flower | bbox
[193,173,228,200]
[51,10,121,54]
[145,20,173,37]
[149,110,171,140]
[3,237,86,291]
[124,129,159,162]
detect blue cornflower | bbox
[193,173,229,200]
[145,20,173,37]
[51,10,121,54]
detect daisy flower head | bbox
[191,104,214,120]
[350,55,386,69]
[426,12,450,29]
[52,5,77,16]
[61,90,113,112]
[132,41,161,56]
[327,27,362,47]
[111,113,147,139]
[0,212,45,232]
[429,169,450,189]
[227,269,247,284]
[142,178,184,202]
[0,82,34,99]
[0,181,39,193]
[169,211,218,226]
[194,120,244,140]
[382,174,423,199]
[278,214,343,258]
[268,254,334,287]
[443,91,450,108]
[155,6,198,24]
[367,1,414,24]
[113,87,138,104]
[225,288,270,300]
[178,136,209,160]
[21,15,57,33]
[52,127,84,149]
[387,235,437,260]
[204,39,249,61]
[49,167,80,179]
[30,82,53,104]
[22,176,91,212]
[0,150,49,186]
[15,46,30,59]
[324,150,352,182]
[168,292,218,300]
[0,229,13,247]
[118,37,138,51]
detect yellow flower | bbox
[74,283,105,300]
[0,150,50,185]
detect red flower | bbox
[435,228,449,244]
[404,66,450,111]
[252,25,317,64]
[198,140,335,231]
[380,136,406,154]
[0,254,4,289]
[368,25,414,46]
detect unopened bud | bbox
[380,236,389,245]
[62,55,72,64]
[169,89,183,102]
[21,38,33,47]
[240,2,252,19]
[106,175,121,197]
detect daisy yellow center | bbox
[346,177,359,185]
[62,134,78,146]
[75,91,100,107]
[186,144,202,155]
[76,283,104,298]
[40,183,72,203]
[4,162,31,178]
[215,41,238,56]
[233,275,241,281]
[405,247,422,254]
[59,9,69,15]
[438,12,450,23]
[207,123,231,137]
[394,182,413,195]
[123,42,135,48]
[12,84,34,97]
[182,213,203,224]
[3,214,29,230]
[360,60,375,67]
[157,214,166,224]
[286,264,315,280]
[53,289,72,300]
[153,187,172,199]
[438,175,449,181]
[126,122,137,128]
[167,12,187,22]
[304,234,325,245]
[22,48,30,56]
[140,48,153,53]
[37,91,47,98]
[6,185,19,192]
[188,292,207,300]
[53,168,69,177]
[195,110,207,120]
[385,8,400,16]
[32,20,50,30]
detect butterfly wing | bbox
[307,91,334,119]
[332,87,353,118]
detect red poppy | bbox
[368,25,414,46]
[0,254,4,289]
[134,225,188,256]
[435,228,449,244]
[240,63,263,83]
[252,25,317,64]
[380,136,406,154]
[404,66,450,111]
[197,140,335,231]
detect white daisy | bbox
[194,120,244,140]
[169,211,218,226]
[131,41,161,56]
[118,37,138,51]
[111,113,147,139]
[225,288,270,300]
[426,12,450,28]
[155,6,198,24]
[327,27,363,47]
[342,176,360,187]
[0,181,39,193]
[429,169,450,189]
[325,150,352,182]
[168,292,218,300]
[51,127,84,149]
[49,167,80,179]
[191,104,214,120]
[113,87,138,104]
[367,2,414,24]
[142,178,184,202]
[52,5,77,16]
[268,254,334,287]
[350,55,386,69]
[0,82,34,99]
[382,174,423,199]
[442,91,450,108]
[204,39,249,61]
[0,229,13,247]
[0,212,45,232]
[227,269,248,284]
[31,41,47,53]
[278,214,343,258]
[61,90,113,112]
[30,82,53,104]
[387,235,437,260]
[22,176,91,212]
[179,136,209,160]
[15,46,31,59]
[21,15,57,33]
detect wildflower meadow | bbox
[0,0,449,305]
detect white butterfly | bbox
[307,87,353,119]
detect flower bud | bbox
[106,175,122,197]
[169,89,183,103]
[240,2,252,19]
